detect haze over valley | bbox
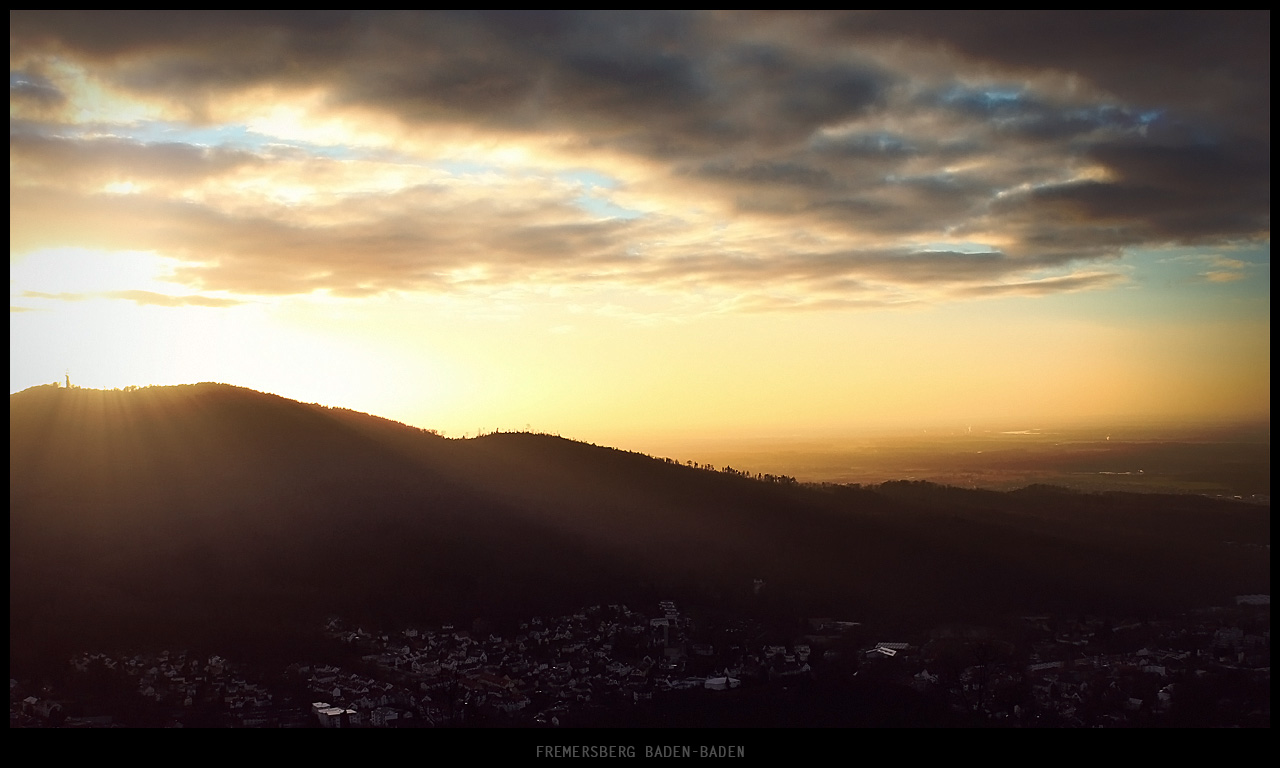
[645,422,1270,499]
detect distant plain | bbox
[642,422,1270,498]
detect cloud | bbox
[953,271,1128,298]
[1197,255,1250,284]
[10,70,66,108]
[1208,257,1246,271]
[1201,271,1246,284]
[20,289,244,307]
[19,291,87,302]
[9,11,1270,313]
[10,129,263,189]
[821,11,1269,137]
[718,294,918,313]
[103,290,245,307]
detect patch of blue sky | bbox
[916,241,998,255]
[938,84,1028,114]
[574,193,642,220]
[111,121,259,147]
[428,159,641,218]
[1127,243,1269,294]
[560,169,619,191]
[559,169,640,219]
[976,87,1024,105]
[432,159,504,176]
[1017,242,1270,322]
[85,120,358,159]
[938,86,1159,138]
[10,70,55,89]
[1061,104,1159,132]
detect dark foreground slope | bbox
[10,384,1269,670]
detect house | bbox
[370,707,399,727]
[31,699,65,724]
[316,706,357,728]
[703,675,741,691]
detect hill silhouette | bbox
[10,383,1269,669]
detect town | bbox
[12,595,1269,728]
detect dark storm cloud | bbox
[925,86,1157,143]
[9,10,360,85]
[811,131,923,160]
[796,174,997,240]
[810,11,1270,241]
[828,11,1269,131]
[693,160,835,189]
[11,10,892,155]
[995,134,1271,247]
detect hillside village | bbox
[11,595,1269,728]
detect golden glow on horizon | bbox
[11,244,1270,447]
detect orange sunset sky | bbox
[10,12,1269,448]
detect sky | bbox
[9,11,1270,449]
